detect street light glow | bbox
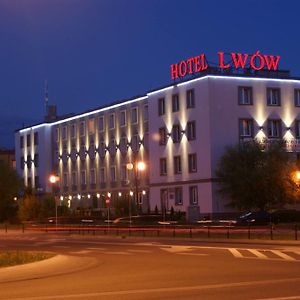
[49,174,59,184]
[137,161,146,171]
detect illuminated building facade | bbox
[15,71,300,220]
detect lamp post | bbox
[127,160,146,224]
[49,174,60,228]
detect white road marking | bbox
[228,248,243,258]
[177,253,208,256]
[248,249,268,259]
[86,247,106,251]
[256,296,300,300]
[271,250,296,261]
[160,245,194,253]
[69,250,92,254]
[7,277,300,300]
[127,249,152,253]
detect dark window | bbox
[175,187,183,205]
[295,121,300,138]
[188,153,197,173]
[172,94,180,112]
[35,176,40,189]
[34,132,39,146]
[172,124,181,143]
[295,89,300,107]
[174,156,181,174]
[189,186,198,205]
[267,88,281,106]
[160,158,167,176]
[239,119,254,137]
[20,136,24,148]
[26,134,30,147]
[186,89,195,108]
[238,86,253,105]
[159,127,167,145]
[158,98,165,116]
[267,119,282,138]
[34,154,39,168]
[187,121,196,140]
[20,156,24,170]
[131,107,138,124]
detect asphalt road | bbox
[0,231,300,300]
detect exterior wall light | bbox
[118,192,122,197]
[96,193,100,199]
[259,126,264,131]
[286,127,291,131]
[181,130,185,135]
[129,190,134,196]
[166,133,172,138]
[142,190,146,195]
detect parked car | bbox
[236,211,272,225]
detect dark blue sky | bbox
[0,0,299,148]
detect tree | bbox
[18,188,40,221]
[216,140,298,211]
[0,161,22,222]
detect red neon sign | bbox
[170,51,281,80]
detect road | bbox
[0,231,300,300]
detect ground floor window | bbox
[189,186,198,205]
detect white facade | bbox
[15,73,300,221]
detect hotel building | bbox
[15,69,300,221]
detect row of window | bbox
[160,153,197,175]
[55,106,148,142]
[239,87,300,106]
[20,132,39,149]
[161,186,198,206]
[20,154,39,169]
[158,89,195,116]
[239,118,300,138]
[159,121,196,145]
[62,164,144,187]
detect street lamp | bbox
[127,160,146,224]
[49,174,59,228]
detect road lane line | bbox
[248,249,268,259]
[256,296,300,300]
[177,253,208,256]
[7,277,300,300]
[228,248,243,258]
[270,250,296,261]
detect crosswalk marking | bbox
[228,248,243,258]
[271,250,296,261]
[248,249,268,259]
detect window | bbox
[71,124,76,139]
[120,136,127,153]
[189,186,198,205]
[99,116,104,132]
[34,132,39,146]
[131,134,139,152]
[267,119,282,138]
[99,141,106,157]
[158,98,165,116]
[20,156,24,170]
[159,127,167,145]
[34,154,39,168]
[72,172,77,186]
[120,110,126,127]
[172,94,180,112]
[187,121,196,140]
[80,121,85,136]
[20,136,24,148]
[88,119,95,134]
[186,89,195,108]
[131,107,138,124]
[174,156,182,174]
[295,121,300,138]
[90,169,96,185]
[121,165,129,181]
[27,134,30,147]
[110,166,116,182]
[81,170,86,185]
[188,153,197,173]
[295,89,300,107]
[109,114,115,129]
[62,126,67,140]
[100,167,106,183]
[172,124,181,143]
[160,158,167,176]
[63,173,68,187]
[27,155,32,169]
[239,119,253,137]
[238,86,253,105]
[175,187,183,205]
[144,105,149,121]
[55,128,59,142]
[267,88,281,106]
[35,176,40,189]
